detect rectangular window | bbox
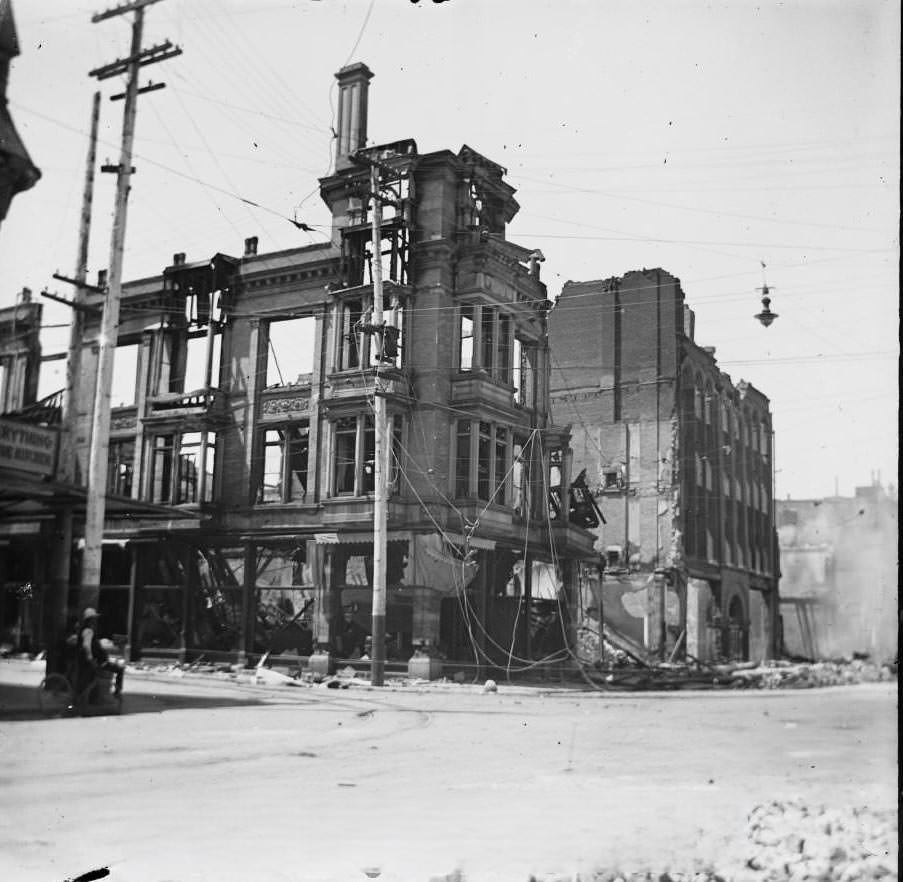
[390,413,403,492]
[459,305,474,372]
[340,300,363,370]
[512,439,529,517]
[498,314,512,383]
[480,307,496,375]
[177,432,202,504]
[548,448,563,520]
[477,422,492,501]
[268,316,316,387]
[259,425,309,503]
[455,420,472,497]
[361,417,376,494]
[383,302,404,369]
[175,333,221,393]
[331,415,378,496]
[494,427,508,505]
[334,417,358,494]
[513,340,535,408]
[107,439,134,497]
[151,435,175,503]
[512,338,522,402]
[110,342,139,407]
[603,468,622,491]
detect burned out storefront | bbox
[103,524,598,675]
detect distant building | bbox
[16,63,599,674]
[0,290,62,653]
[777,479,897,662]
[549,269,780,662]
[0,0,41,226]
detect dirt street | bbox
[0,662,896,882]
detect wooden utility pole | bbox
[58,91,101,485]
[369,162,388,687]
[79,0,181,610]
[42,92,102,672]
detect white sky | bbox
[1,0,898,500]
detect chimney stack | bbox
[244,236,258,257]
[334,62,374,170]
[173,252,186,267]
[17,287,32,304]
[683,305,695,341]
[97,269,108,288]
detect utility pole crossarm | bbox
[91,0,161,23]
[89,41,182,80]
[40,289,101,314]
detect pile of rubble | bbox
[587,657,896,692]
[738,800,898,881]
[720,658,896,690]
[572,800,898,882]
[124,653,896,693]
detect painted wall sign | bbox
[0,418,58,477]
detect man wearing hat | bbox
[77,607,124,699]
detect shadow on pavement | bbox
[1,681,267,721]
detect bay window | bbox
[332,413,402,497]
[454,419,513,506]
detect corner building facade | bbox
[549,269,780,662]
[69,64,598,673]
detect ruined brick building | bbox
[6,63,600,674]
[777,478,897,663]
[549,269,780,662]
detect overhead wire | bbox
[11,101,329,234]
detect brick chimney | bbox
[244,236,258,257]
[334,62,374,170]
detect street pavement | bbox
[0,659,896,882]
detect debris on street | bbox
[537,801,899,882]
[584,657,896,692]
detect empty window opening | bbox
[455,420,472,497]
[331,414,393,497]
[602,468,623,491]
[480,308,496,375]
[107,439,134,497]
[180,333,221,393]
[512,438,530,517]
[259,425,309,503]
[111,343,139,407]
[494,427,508,506]
[268,316,316,387]
[498,314,512,384]
[334,417,358,494]
[477,422,493,501]
[36,358,66,402]
[459,305,474,372]
[150,432,215,504]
